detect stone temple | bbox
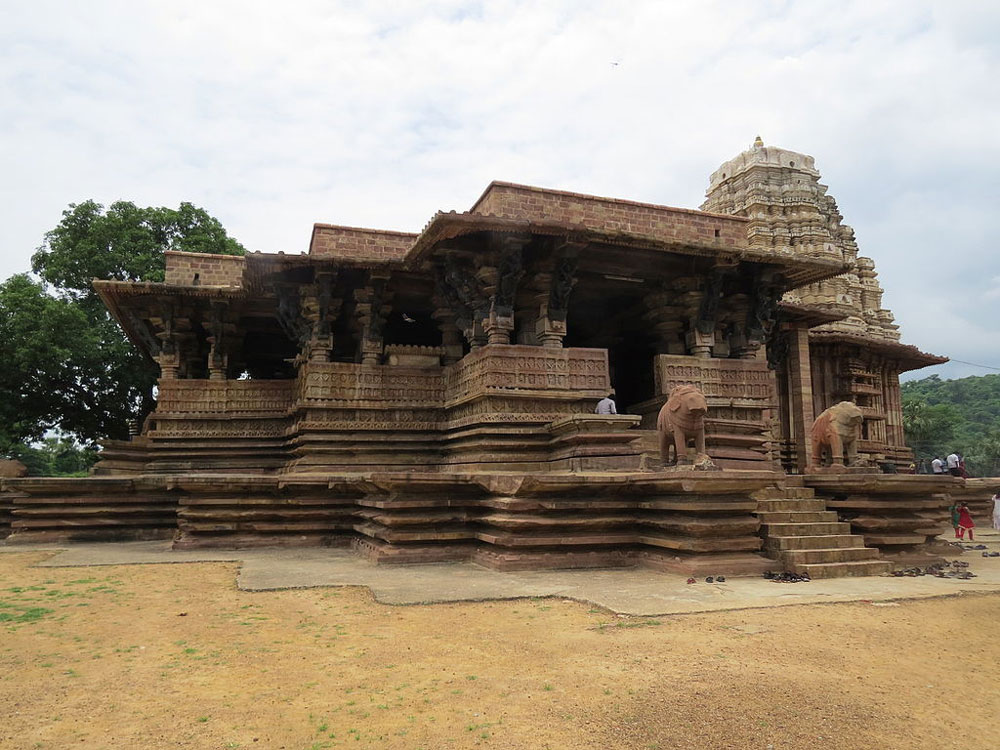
[0,139,960,577]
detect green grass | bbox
[0,605,53,623]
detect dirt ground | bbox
[1,551,998,750]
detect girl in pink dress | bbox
[956,502,975,541]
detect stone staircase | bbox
[755,488,893,578]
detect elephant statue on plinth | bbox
[657,385,708,465]
[810,401,863,468]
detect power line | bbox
[944,359,1000,372]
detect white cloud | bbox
[1,0,997,379]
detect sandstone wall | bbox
[164,250,245,287]
[471,182,747,249]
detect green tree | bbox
[902,373,1000,476]
[32,200,244,305]
[0,275,103,451]
[902,396,960,457]
[1,200,245,457]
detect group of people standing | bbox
[931,452,967,477]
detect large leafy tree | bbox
[33,200,244,304]
[0,275,103,450]
[1,200,244,459]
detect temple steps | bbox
[785,560,895,579]
[755,499,827,513]
[764,534,865,551]
[755,510,839,524]
[760,521,852,536]
[780,547,884,564]
[756,491,891,578]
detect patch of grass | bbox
[596,618,663,632]
[0,605,53,623]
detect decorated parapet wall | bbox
[136,345,615,473]
[632,354,777,468]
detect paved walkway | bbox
[2,530,999,617]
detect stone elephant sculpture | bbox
[0,459,28,478]
[810,401,863,467]
[656,385,708,464]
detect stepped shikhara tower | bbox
[702,136,899,341]
[704,137,943,468]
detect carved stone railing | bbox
[156,380,295,414]
[652,355,776,402]
[635,355,778,466]
[444,345,609,405]
[299,362,445,407]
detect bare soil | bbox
[1,550,998,750]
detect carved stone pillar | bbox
[302,271,340,363]
[533,241,579,348]
[642,286,684,355]
[441,256,489,350]
[685,328,715,358]
[154,305,179,379]
[276,284,310,365]
[483,236,526,345]
[156,351,179,380]
[786,323,815,472]
[354,272,391,365]
[206,301,230,380]
[431,293,464,365]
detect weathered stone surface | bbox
[0,459,28,478]
[804,474,959,553]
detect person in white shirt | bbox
[595,393,617,415]
[946,452,961,477]
[931,456,944,474]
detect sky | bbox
[1,0,998,381]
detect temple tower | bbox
[703,138,941,470]
[702,136,900,342]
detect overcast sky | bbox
[2,0,997,381]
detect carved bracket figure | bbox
[810,401,863,468]
[276,285,311,348]
[547,248,579,323]
[746,268,785,343]
[493,238,525,319]
[656,384,709,465]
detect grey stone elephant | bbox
[810,400,863,467]
[656,385,708,464]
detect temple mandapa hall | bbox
[0,138,962,578]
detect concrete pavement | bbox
[2,529,999,617]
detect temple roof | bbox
[300,180,849,286]
[777,301,848,328]
[808,329,948,371]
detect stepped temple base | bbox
[1,471,966,577]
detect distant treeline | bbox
[902,373,1000,476]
